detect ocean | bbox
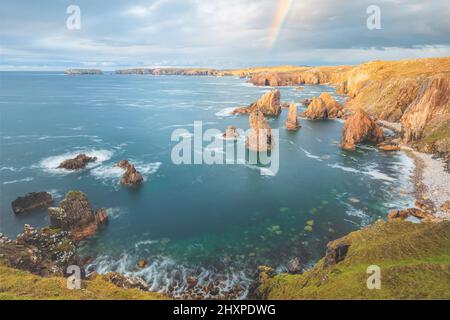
[0,72,415,298]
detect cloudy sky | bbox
[1,0,449,70]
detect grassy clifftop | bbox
[0,264,167,300]
[259,220,450,299]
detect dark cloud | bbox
[0,0,449,69]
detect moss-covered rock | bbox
[259,220,450,299]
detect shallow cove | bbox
[0,72,415,299]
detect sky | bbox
[1,0,449,70]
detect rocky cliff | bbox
[246,57,450,155]
[258,219,450,299]
[233,90,281,117]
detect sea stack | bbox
[116,160,144,187]
[285,104,301,131]
[233,90,281,117]
[301,92,343,119]
[48,191,108,241]
[246,110,272,152]
[223,125,240,140]
[341,109,384,151]
[11,192,53,214]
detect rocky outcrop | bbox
[233,90,281,117]
[0,224,77,276]
[103,272,149,291]
[48,191,108,241]
[58,154,97,170]
[222,125,240,140]
[341,109,384,151]
[301,92,343,120]
[324,243,350,268]
[387,207,436,222]
[246,111,272,152]
[285,104,301,131]
[116,160,144,187]
[378,142,401,152]
[286,257,303,274]
[11,192,53,214]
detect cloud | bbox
[0,0,449,69]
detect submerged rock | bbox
[246,111,272,152]
[11,192,53,214]
[341,109,384,151]
[57,154,97,170]
[301,92,343,120]
[285,103,301,131]
[233,90,281,117]
[222,125,240,140]
[48,191,108,241]
[116,160,144,187]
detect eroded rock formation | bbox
[233,90,281,116]
[341,109,384,151]
[246,111,272,152]
[11,192,53,214]
[285,104,301,131]
[48,191,108,241]
[116,160,144,186]
[58,154,97,170]
[301,92,343,120]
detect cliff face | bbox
[233,90,281,116]
[341,109,384,151]
[258,220,450,299]
[246,57,450,154]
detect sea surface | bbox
[0,72,414,298]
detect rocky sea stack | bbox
[223,125,240,140]
[341,109,384,151]
[233,90,281,117]
[301,92,343,120]
[116,160,144,187]
[48,191,108,241]
[58,154,97,170]
[246,111,272,152]
[285,104,301,131]
[11,192,53,214]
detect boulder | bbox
[116,160,144,187]
[57,154,97,170]
[246,111,272,152]
[284,104,301,131]
[301,92,343,120]
[233,90,281,117]
[48,191,108,241]
[11,192,53,214]
[341,109,384,151]
[286,257,303,274]
[378,142,401,151]
[222,125,240,140]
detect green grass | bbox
[259,220,450,299]
[0,264,168,300]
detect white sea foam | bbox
[215,107,236,117]
[38,149,114,174]
[3,177,34,185]
[328,163,396,182]
[86,252,252,299]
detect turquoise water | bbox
[0,72,414,298]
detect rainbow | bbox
[268,0,294,48]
